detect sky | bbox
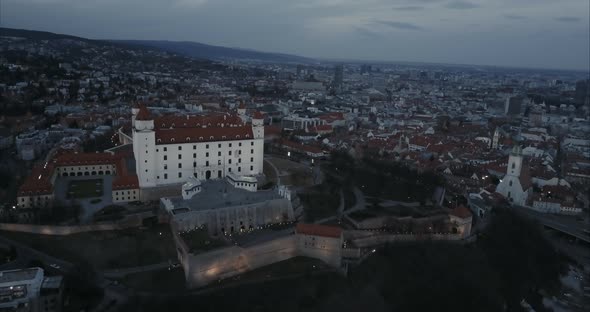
[2,0,589,71]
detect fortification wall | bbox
[185,235,298,288]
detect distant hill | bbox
[0,27,97,42]
[115,40,315,64]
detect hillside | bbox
[116,40,315,64]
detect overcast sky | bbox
[3,0,589,71]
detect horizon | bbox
[3,0,589,72]
[3,26,589,74]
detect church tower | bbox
[495,145,530,206]
[133,105,157,188]
[491,127,500,150]
[507,145,523,177]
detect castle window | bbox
[251,142,254,146]
[229,159,232,164]
[199,137,203,140]
[250,166,253,171]
[171,138,175,142]
[218,151,221,156]
[193,162,196,168]
[210,136,214,140]
[206,161,209,166]
[178,154,182,160]
[229,143,232,147]
[178,163,182,169]
[206,152,209,157]
[509,181,512,186]
[512,162,515,169]
[179,146,182,150]
[157,139,161,143]
[178,172,182,178]
[164,174,168,179]
[193,153,196,158]
[164,155,167,160]
[246,134,250,138]
[206,144,209,149]
[236,135,240,139]
[186,137,190,141]
[164,164,167,170]
[218,144,221,148]
[193,145,196,150]
[229,151,232,156]
[238,158,241,163]
[164,147,167,152]
[239,142,242,147]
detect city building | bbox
[0,267,63,312]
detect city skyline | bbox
[3,0,590,71]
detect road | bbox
[263,157,281,185]
[514,206,590,243]
[102,262,170,279]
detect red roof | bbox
[155,126,253,145]
[450,205,472,219]
[135,105,153,121]
[253,111,264,119]
[296,223,342,238]
[112,174,139,190]
[155,113,244,129]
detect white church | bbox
[131,104,265,190]
[495,146,532,206]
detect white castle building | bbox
[131,104,265,190]
[495,146,532,206]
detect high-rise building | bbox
[575,79,589,106]
[333,64,343,87]
[504,96,523,116]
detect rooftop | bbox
[0,268,43,284]
[166,179,282,213]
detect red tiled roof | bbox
[253,111,265,119]
[135,105,153,121]
[450,205,472,219]
[112,174,139,190]
[155,113,244,129]
[296,223,342,238]
[155,126,253,145]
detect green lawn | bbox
[67,179,103,199]
[0,224,177,270]
[120,267,186,292]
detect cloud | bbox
[554,16,580,22]
[354,27,382,38]
[504,14,526,20]
[175,0,208,8]
[394,6,425,11]
[445,1,479,9]
[374,20,423,30]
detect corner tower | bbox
[133,105,157,188]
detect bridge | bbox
[515,206,590,243]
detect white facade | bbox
[132,107,265,189]
[496,146,531,206]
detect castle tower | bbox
[237,101,246,116]
[131,102,140,128]
[133,105,157,188]
[252,111,264,140]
